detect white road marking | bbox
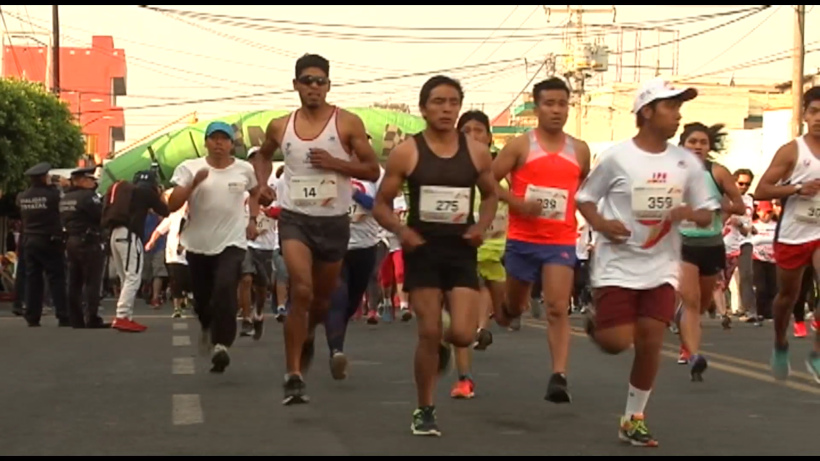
[173,323,188,331]
[172,394,203,425]
[172,357,195,375]
[173,335,191,347]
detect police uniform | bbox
[16,162,69,327]
[60,167,107,328]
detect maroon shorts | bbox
[593,283,676,330]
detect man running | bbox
[450,110,503,400]
[491,77,591,403]
[251,54,380,404]
[577,79,719,447]
[753,85,820,383]
[373,75,498,437]
[325,141,384,380]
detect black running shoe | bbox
[252,317,264,341]
[210,345,231,374]
[282,374,310,406]
[545,372,572,403]
[411,406,441,436]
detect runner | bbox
[752,85,820,383]
[325,139,384,380]
[373,75,498,436]
[577,78,719,446]
[168,121,259,373]
[451,110,504,400]
[491,77,591,403]
[251,54,380,404]
[675,122,745,381]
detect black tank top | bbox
[406,132,478,239]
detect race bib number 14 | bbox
[631,185,682,220]
[419,186,470,224]
[290,174,337,207]
[793,196,820,224]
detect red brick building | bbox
[2,35,126,164]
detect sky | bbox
[2,5,819,149]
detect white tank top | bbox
[279,107,352,217]
[777,136,820,245]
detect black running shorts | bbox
[402,236,479,292]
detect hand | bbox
[669,204,694,223]
[144,241,154,252]
[192,168,209,189]
[798,179,820,197]
[512,198,541,217]
[246,221,259,241]
[463,224,486,247]
[308,148,338,170]
[597,219,631,244]
[398,226,425,251]
[259,185,276,207]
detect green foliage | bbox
[0,78,85,195]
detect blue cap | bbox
[205,121,235,141]
[24,162,52,176]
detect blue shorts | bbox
[505,239,577,284]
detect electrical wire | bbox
[480,6,541,64]
[685,5,781,77]
[491,61,547,123]
[78,57,529,115]
[0,7,22,75]
[458,5,519,67]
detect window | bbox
[84,134,98,155]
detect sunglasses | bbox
[737,182,750,186]
[297,75,328,86]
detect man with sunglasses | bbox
[252,53,380,405]
[723,168,757,322]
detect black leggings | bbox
[794,266,815,323]
[752,260,776,320]
[325,245,378,354]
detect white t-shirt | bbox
[348,168,384,250]
[387,194,408,253]
[248,173,280,251]
[155,206,188,265]
[751,220,776,263]
[171,157,258,256]
[723,194,754,254]
[575,140,720,290]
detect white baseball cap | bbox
[632,78,698,114]
[247,146,261,158]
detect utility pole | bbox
[51,5,60,95]
[550,6,616,138]
[791,4,806,138]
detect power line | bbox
[686,5,781,77]
[0,7,22,75]
[458,5,519,67]
[492,61,548,123]
[480,6,541,64]
[79,57,528,114]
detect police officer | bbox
[16,162,69,327]
[60,167,108,328]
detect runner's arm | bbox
[470,140,499,232]
[753,142,800,200]
[492,136,529,211]
[168,163,193,212]
[327,111,380,182]
[574,139,592,180]
[714,164,746,215]
[373,143,409,235]
[684,160,720,228]
[575,153,615,231]
[251,117,284,189]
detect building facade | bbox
[2,35,126,164]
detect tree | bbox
[0,78,85,199]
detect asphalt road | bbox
[0,300,817,455]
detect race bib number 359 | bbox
[631,185,682,220]
[524,185,568,221]
[794,196,820,224]
[290,174,337,207]
[419,186,470,224]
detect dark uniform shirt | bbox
[60,187,103,237]
[16,184,63,237]
[128,186,170,237]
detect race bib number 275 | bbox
[419,186,470,224]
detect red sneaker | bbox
[112,317,147,333]
[794,321,807,338]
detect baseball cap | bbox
[205,121,235,141]
[756,200,773,212]
[632,78,698,114]
[247,146,260,159]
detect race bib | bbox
[631,185,682,220]
[419,186,470,224]
[477,208,508,239]
[256,215,274,234]
[290,174,337,207]
[524,185,568,220]
[793,196,820,224]
[348,203,366,223]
